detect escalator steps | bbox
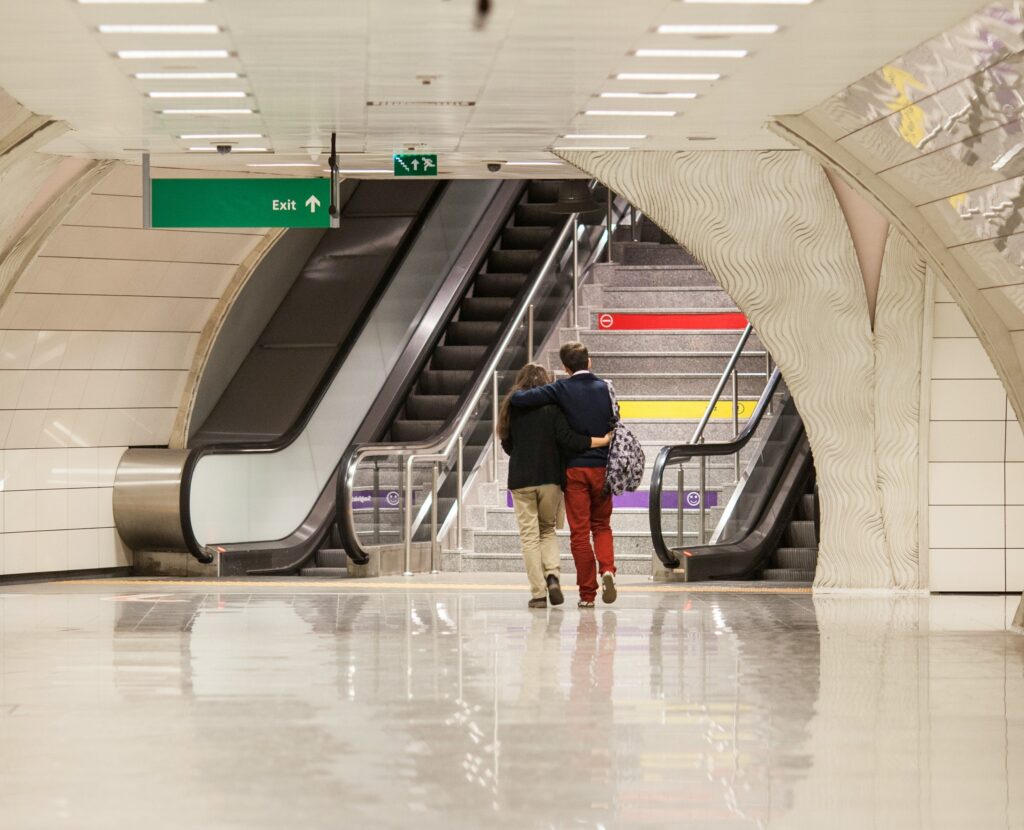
[474,273,529,298]
[488,249,541,274]
[784,520,817,548]
[502,225,554,250]
[774,547,818,571]
[516,203,562,227]
[761,567,816,582]
[526,180,560,202]
[459,296,515,321]
[405,394,460,421]
[316,549,348,568]
[432,345,488,371]
[418,370,473,395]
[445,320,503,346]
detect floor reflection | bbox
[0,586,1020,829]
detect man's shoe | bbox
[577,600,595,609]
[528,597,547,609]
[601,571,617,604]
[546,574,564,606]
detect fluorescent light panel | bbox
[616,72,720,80]
[657,23,778,33]
[80,0,207,4]
[160,108,253,114]
[248,163,320,168]
[99,24,220,33]
[180,132,262,139]
[562,133,647,139]
[136,72,239,80]
[635,48,747,57]
[149,91,246,99]
[584,110,676,117]
[601,92,696,99]
[553,146,631,151]
[503,161,563,166]
[117,50,229,59]
[328,168,391,174]
[189,146,268,152]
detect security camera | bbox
[486,162,501,173]
[216,144,232,155]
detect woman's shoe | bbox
[577,600,595,609]
[546,574,564,606]
[528,597,547,609]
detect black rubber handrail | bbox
[177,181,447,563]
[649,366,783,569]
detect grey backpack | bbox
[604,382,645,496]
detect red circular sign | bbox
[598,313,614,329]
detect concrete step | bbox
[447,551,653,576]
[614,242,698,266]
[582,285,731,308]
[299,567,349,578]
[599,372,768,397]
[586,307,746,329]
[584,352,769,375]
[483,507,723,534]
[564,329,763,353]
[589,263,717,288]
[621,420,749,443]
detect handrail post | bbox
[491,370,500,482]
[766,352,774,414]
[571,213,580,329]
[732,367,740,481]
[606,188,614,263]
[430,461,440,574]
[372,460,381,545]
[698,441,707,546]
[527,303,534,362]
[455,434,464,551]
[403,455,415,576]
[629,204,638,242]
[676,467,684,547]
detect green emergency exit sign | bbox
[151,178,332,228]
[393,153,438,177]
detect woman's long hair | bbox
[496,363,551,441]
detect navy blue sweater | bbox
[510,372,615,468]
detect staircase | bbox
[448,224,774,577]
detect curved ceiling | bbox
[0,0,984,175]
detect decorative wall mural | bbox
[557,149,927,589]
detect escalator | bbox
[113,178,615,577]
[649,369,820,583]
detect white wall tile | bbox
[929,463,1004,505]
[929,421,1004,462]
[28,331,70,370]
[2,531,37,575]
[36,490,68,532]
[1007,420,1024,462]
[1005,506,1024,548]
[930,380,1007,421]
[40,226,260,265]
[0,331,38,369]
[932,302,976,337]
[67,528,100,571]
[36,530,68,573]
[5,491,36,532]
[68,488,99,528]
[1007,549,1024,592]
[929,548,1006,592]
[96,488,114,527]
[931,338,1000,379]
[0,370,26,407]
[5,410,47,448]
[15,371,57,409]
[1007,464,1024,505]
[929,505,1004,548]
[96,448,125,486]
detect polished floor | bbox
[0,576,1021,829]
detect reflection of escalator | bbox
[191,179,441,446]
[650,378,819,582]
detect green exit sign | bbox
[393,153,438,177]
[151,178,332,228]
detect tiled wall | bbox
[0,164,269,576]
[928,280,1024,592]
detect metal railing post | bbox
[571,214,580,329]
[698,442,707,546]
[430,461,440,574]
[676,467,684,547]
[403,456,415,576]
[456,434,464,551]
[606,188,614,263]
[629,204,638,242]
[372,460,381,545]
[765,353,774,415]
[527,303,534,362]
[732,367,740,481]
[491,370,500,482]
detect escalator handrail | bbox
[649,366,783,569]
[338,186,629,563]
[177,181,449,563]
[689,324,753,445]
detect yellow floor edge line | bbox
[52,578,812,594]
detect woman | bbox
[497,363,611,609]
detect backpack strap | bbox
[606,379,621,424]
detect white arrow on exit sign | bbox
[305,195,321,213]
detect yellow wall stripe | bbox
[619,399,759,420]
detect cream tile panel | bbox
[929,548,1006,592]
[3,449,69,490]
[1006,506,1024,548]
[950,235,1024,291]
[0,371,25,408]
[2,531,37,575]
[5,490,36,532]
[36,490,68,531]
[1007,420,1024,461]
[39,226,260,265]
[0,330,37,369]
[0,295,216,332]
[931,338,1000,379]
[933,281,954,303]
[1008,549,1024,591]
[2,408,174,449]
[930,379,1007,421]
[929,505,1004,548]
[62,193,142,229]
[29,331,70,370]
[105,526,131,569]
[929,462,1004,505]
[22,258,237,299]
[36,530,69,573]
[980,283,1024,333]
[67,528,100,571]
[1006,464,1024,505]
[929,421,1004,462]
[932,302,976,338]
[14,371,57,409]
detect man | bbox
[510,341,617,607]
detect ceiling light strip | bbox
[584,110,676,117]
[657,23,778,33]
[189,146,269,152]
[683,0,812,4]
[160,108,253,114]
[503,161,563,166]
[149,91,246,98]
[117,50,230,59]
[600,92,696,99]
[99,24,220,34]
[180,132,263,139]
[562,133,647,139]
[553,146,631,151]
[635,48,747,57]
[616,72,720,81]
[136,72,240,80]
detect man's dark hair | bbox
[559,341,589,374]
